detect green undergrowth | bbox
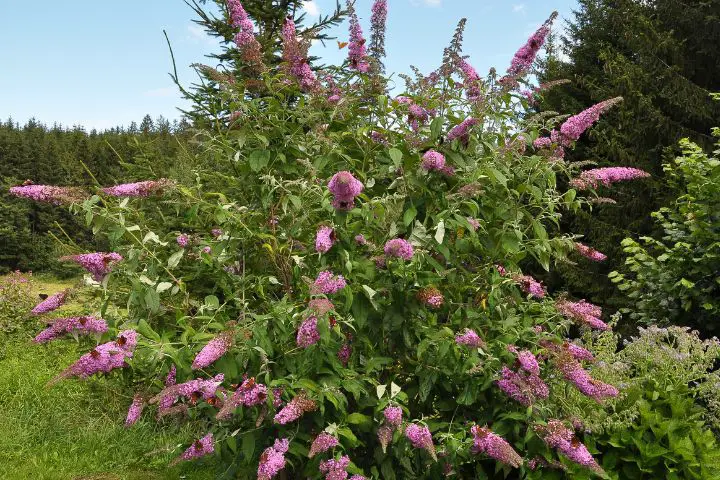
[0,333,217,480]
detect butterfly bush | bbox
[17,5,653,477]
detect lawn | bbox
[0,275,217,480]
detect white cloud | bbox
[303,0,320,16]
[143,87,178,98]
[186,24,215,45]
[512,4,526,13]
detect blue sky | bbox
[0,0,577,130]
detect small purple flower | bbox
[297,316,320,348]
[354,234,368,245]
[150,374,224,405]
[470,426,523,468]
[60,252,123,281]
[281,18,317,91]
[512,274,545,299]
[316,226,335,253]
[211,228,223,238]
[125,394,145,426]
[311,271,347,295]
[384,406,403,428]
[556,299,610,331]
[33,316,108,343]
[328,171,364,211]
[384,238,414,260]
[466,217,481,231]
[257,438,289,480]
[192,331,233,370]
[54,330,137,382]
[503,13,557,83]
[172,433,214,465]
[533,137,552,149]
[9,184,85,204]
[421,150,446,171]
[202,246,212,254]
[570,167,650,190]
[101,179,170,197]
[558,98,623,145]
[446,118,478,144]
[575,243,607,261]
[216,377,268,420]
[405,424,436,460]
[455,329,485,348]
[177,234,189,248]
[308,433,339,458]
[337,342,352,366]
[347,5,369,72]
[536,420,603,473]
[31,289,69,315]
[274,395,316,425]
[319,455,351,480]
[459,60,481,99]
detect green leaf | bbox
[488,167,507,186]
[248,149,271,172]
[403,205,417,227]
[430,117,443,141]
[346,413,371,425]
[167,250,184,268]
[204,295,220,310]
[156,282,173,293]
[389,148,403,168]
[137,319,160,341]
[144,288,160,314]
[242,433,255,460]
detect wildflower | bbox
[33,316,108,343]
[574,242,607,261]
[418,287,444,308]
[227,0,264,70]
[466,217,481,231]
[257,438,289,480]
[202,246,212,254]
[319,455,351,480]
[503,12,557,82]
[354,234,368,245]
[446,117,478,144]
[421,150,446,171]
[31,289,68,315]
[556,299,610,331]
[159,365,178,413]
[570,167,651,190]
[558,360,618,401]
[347,4,369,73]
[557,97,623,145]
[216,377,268,419]
[9,184,85,204]
[312,271,347,295]
[177,234,189,247]
[377,425,394,452]
[470,426,523,468]
[60,252,122,281]
[297,316,320,348]
[192,331,233,369]
[459,60,481,99]
[495,265,507,276]
[316,226,335,253]
[150,374,224,405]
[272,388,283,408]
[125,394,145,426]
[281,18,317,91]
[337,342,352,366]
[533,137,552,149]
[309,433,339,458]
[172,433,214,465]
[384,406,403,428]
[496,362,549,406]
[405,424,436,460]
[384,238,414,260]
[274,393,317,424]
[309,299,335,315]
[369,0,388,63]
[517,350,540,375]
[513,274,545,298]
[101,179,170,197]
[455,329,485,349]
[328,171,364,210]
[567,343,595,362]
[535,420,603,472]
[407,103,429,131]
[211,228,223,238]
[54,330,137,381]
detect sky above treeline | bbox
[0,0,578,130]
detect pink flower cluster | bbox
[56,330,137,381]
[574,242,607,261]
[455,329,485,349]
[418,287,444,308]
[557,97,622,145]
[60,252,122,281]
[369,0,388,61]
[151,374,224,405]
[281,18,317,91]
[227,0,264,67]
[337,342,352,366]
[274,394,317,424]
[31,289,69,315]
[567,343,595,362]
[557,358,618,402]
[33,316,108,343]
[421,150,446,171]
[405,424,436,460]
[125,394,145,426]
[328,171,364,210]
[217,377,268,420]
[555,299,610,330]
[384,238,414,260]
[192,331,233,369]
[297,316,320,348]
[257,438,289,479]
[533,137,552,149]
[504,12,557,81]
[446,117,478,144]
[347,8,369,72]
[177,234,189,247]
[384,406,403,427]
[101,179,170,197]
[312,271,347,295]
[158,365,178,414]
[319,455,351,480]
[173,433,214,465]
[496,350,549,406]
[9,184,85,204]
[570,167,651,190]
[536,420,603,472]
[470,426,523,468]
[309,433,339,458]
[459,60,481,99]
[316,226,335,253]
[513,274,546,298]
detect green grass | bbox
[0,275,218,480]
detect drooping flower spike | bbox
[33,316,108,343]
[470,425,523,468]
[60,252,123,281]
[192,330,234,370]
[9,184,86,204]
[31,289,69,315]
[101,179,171,197]
[172,433,215,465]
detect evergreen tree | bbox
[536,0,720,312]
